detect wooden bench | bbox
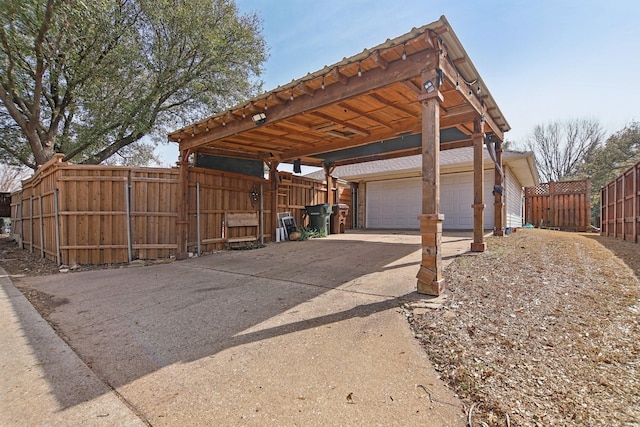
[224,212,259,246]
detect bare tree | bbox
[0,162,29,192]
[527,119,604,182]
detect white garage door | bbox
[366,178,421,228]
[366,172,495,230]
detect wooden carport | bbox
[168,15,510,295]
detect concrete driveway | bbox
[4,231,474,426]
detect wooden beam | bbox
[402,81,422,96]
[279,123,421,161]
[442,104,476,118]
[296,82,315,97]
[310,111,370,136]
[323,164,336,204]
[176,149,191,260]
[177,54,430,151]
[195,146,264,161]
[494,138,504,236]
[440,139,473,150]
[417,69,445,296]
[438,53,504,141]
[268,161,279,240]
[453,57,467,66]
[332,147,421,166]
[372,51,388,69]
[368,93,419,118]
[471,117,486,252]
[269,93,285,105]
[440,111,477,128]
[325,130,351,140]
[338,102,393,129]
[331,66,349,84]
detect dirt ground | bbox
[2,230,639,426]
[0,234,123,319]
[406,229,640,426]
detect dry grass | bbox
[408,229,640,426]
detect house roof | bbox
[304,147,540,188]
[167,16,510,168]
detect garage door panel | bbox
[367,178,420,229]
[366,172,494,230]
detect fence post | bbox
[600,185,605,235]
[614,178,618,239]
[260,183,264,245]
[196,181,201,257]
[54,189,61,266]
[125,182,132,263]
[39,195,44,259]
[634,165,638,242]
[29,196,34,253]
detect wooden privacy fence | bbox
[276,172,352,230]
[11,155,179,265]
[601,160,640,242]
[10,155,331,265]
[524,180,591,232]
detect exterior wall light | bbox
[252,112,266,126]
[424,80,435,93]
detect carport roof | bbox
[168,15,510,168]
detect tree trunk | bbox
[27,130,56,167]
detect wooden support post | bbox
[269,161,280,240]
[357,181,366,228]
[493,138,504,236]
[176,149,191,260]
[471,118,486,252]
[323,163,336,204]
[417,74,445,296]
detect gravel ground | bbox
[406,229,640,426]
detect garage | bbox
[366,171,496,230]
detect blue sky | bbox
[157,0,640,166]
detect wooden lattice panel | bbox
[525,183,550,196]
[552,180,588,194]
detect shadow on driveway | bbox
[18,233,440,408]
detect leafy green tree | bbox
[0,0,266,169]
[575,122,640,222]
[526,118,604,182]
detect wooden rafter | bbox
[279,122,421,161]
[177,54,429,151]
[310,111,370,137]
[337,102,393,130]
[368,93,419,119]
